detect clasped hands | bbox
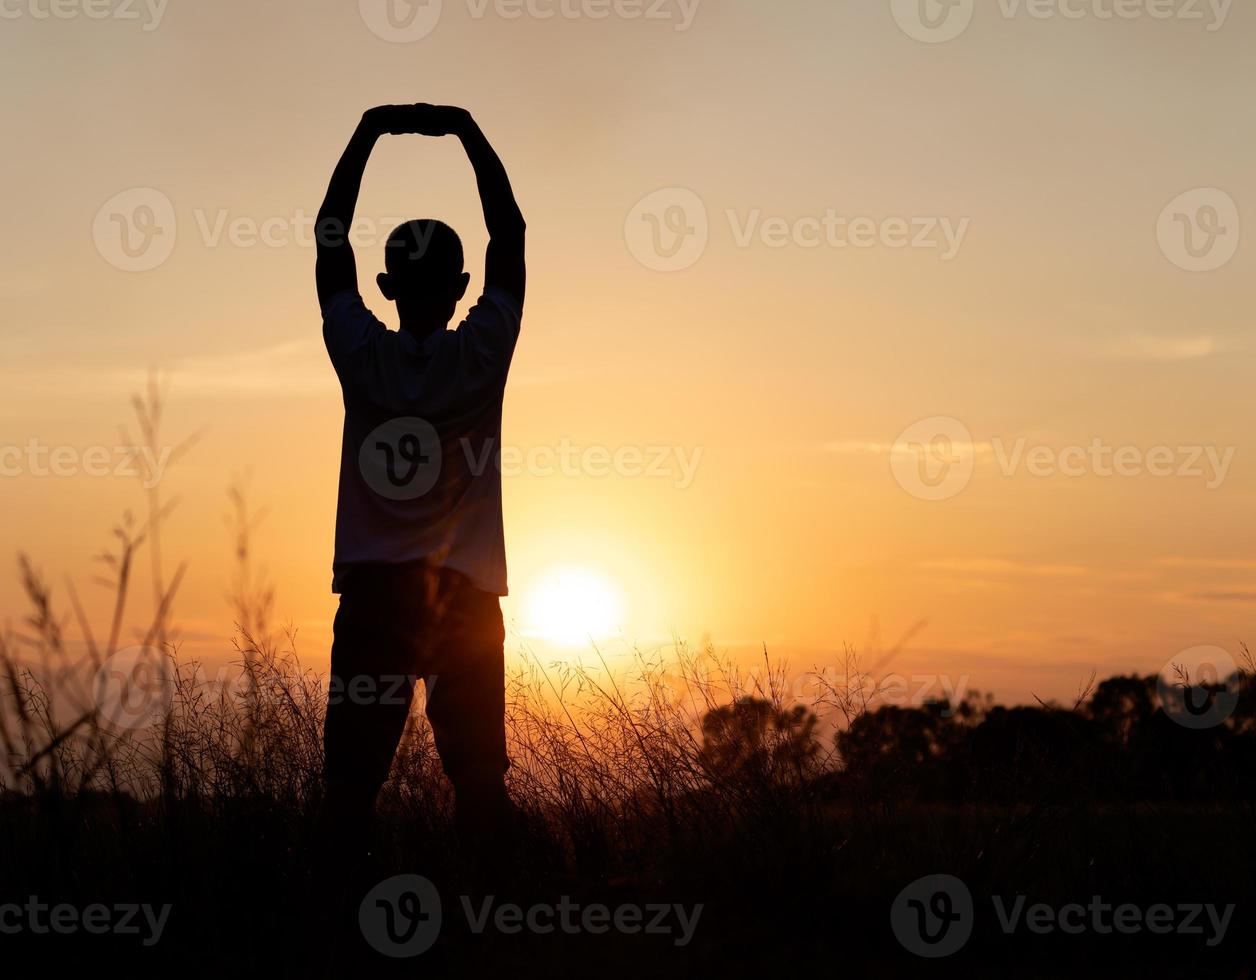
[362,103,472,138]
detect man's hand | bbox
[363,103,470,138]
[408,104,472,138]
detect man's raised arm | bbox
[315,107,407,310]
[450,110,527,306]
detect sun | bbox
[522,566,626,648]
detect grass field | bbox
[3,550,1254,976]
[3,399,1254,976]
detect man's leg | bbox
[320,579,420,863]
[421,573,511,877]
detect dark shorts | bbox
[323,560,507,791]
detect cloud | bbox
[0,335,569,402]
[0,337,333,400]
[1185,591,1256,604]
[919,558,1091,578]
[1078,334,1225,363]
[1156,557,1256,570]
[167,339,328,394]
[823,440,996,458]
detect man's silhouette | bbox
[314,104,525,870]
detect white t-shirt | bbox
[322,287,523,596]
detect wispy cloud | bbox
[823,440,996,458]
[1156,557,1256,570]
[0,339,332,399]
[0,335,570,401]
[1075,333,1226,363]
[919,558,1091,578]
[170,340,328,394]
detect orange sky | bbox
[1,0,1253,707]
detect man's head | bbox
[377,219,471,330]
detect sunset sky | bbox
[1,0,1253,707]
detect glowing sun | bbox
[522,567,625,647]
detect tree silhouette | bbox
[699,697,821,789]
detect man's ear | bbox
[455,272,471,302]
[377,272,395,301]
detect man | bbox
[314,103,525,864]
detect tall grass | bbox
[0,381,837,874]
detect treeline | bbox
[698,672,1256,804]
